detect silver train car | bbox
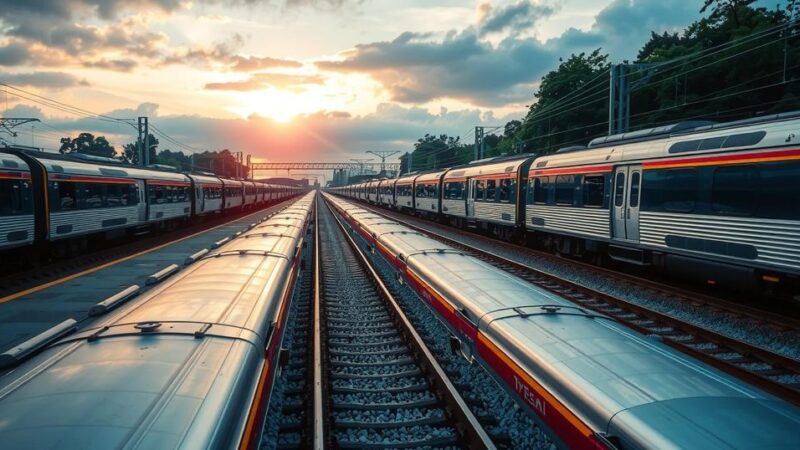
[0,147,305,254]
[330,112,800,293]
[0,152,34,250]
[326,193,800,450]
[0,191,315,449]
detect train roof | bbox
[444,155,534,179]
[186,173,223,185]
[415,168,449,183]
[4,148,193,182]
[0,152,30,172]
[395,173,419,184]
[219,178,244,187]
[531,112,800,171]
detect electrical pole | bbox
[366,150,399,176]
[138,117,149,166]
[608,63,657,135]
[474,126,483,161]
[247,154,252,180]
[608,64,628,135]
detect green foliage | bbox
[400,133,471,172]
[59,133,116,158]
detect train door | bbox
[466,179,475,217]
[138,180,148,222]
[612,165,642,242]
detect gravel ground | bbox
[337,210,558,450]
[320,203,463,448]
[369,206,800,361]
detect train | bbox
[0,191,316,449]
[0,146,304,256]
[325,192,800,450]
[330,112,800,294]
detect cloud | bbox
[0,72,89,89]
[315,0,700,107]
[0,2,319,73]
[477,1,556,35]
[204,73,325,91]
[230,56,303,71]
[2,104,45,119]
[0,42,30,66]
[548,0,699,58]
[317,30,551,106]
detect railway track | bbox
[314,197,493,449]
[353,202,800,406]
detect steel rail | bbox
[322,196,495,449]
[312,193,326,449]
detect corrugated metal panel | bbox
[415,198,439,213]
[0,215,34,249]
[442,199,466,218]
[640,211,800,271]
[475,202,515,224]
[149,202,191,221]
[202,198,223,213]
[50,206,140,240]
[526,205,610,239]
[396,195,413,208]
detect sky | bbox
[0,0,748,170]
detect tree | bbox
[120,133,159,165]
[701,0,757,26]
[59,133,116,158]
[122,143,138,164]
[515,49,611,155]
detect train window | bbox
[475,180,485,200]
[555,175,575,205]
[712,165,758,216]
[0,179,33,216]
[614,173,625,207]
[444,182,464,200]
[532,177,549,204]
[723,131,766,148]
[79,183,104,208]
[669,131,766,154]
[698,136,726,151]
[757,161,800,220]
[49,182,71,211]
[582,175,605,207]
[485,180,497,201]
[498,179,512,203]
[415,184,427,198]
[629,172,641,207]
[641,169,698,213]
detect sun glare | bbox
[228,88,334,124]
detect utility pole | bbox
[406,151,413,174]
[608,64,628,135]
[474,126,484,161]
[247,154,252,180]
[366,150,399,176]
[608,63,657,135]
[137,116,149,166]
